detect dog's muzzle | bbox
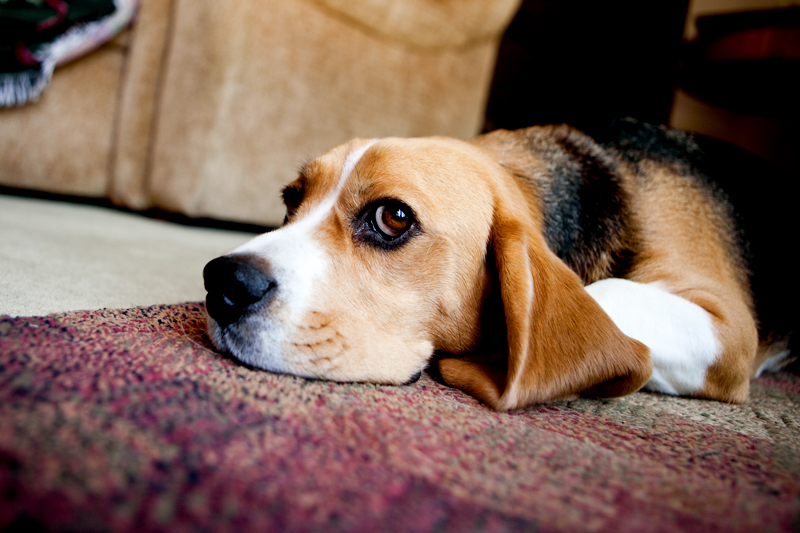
[203,256,276,328]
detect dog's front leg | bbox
[585,278,727,398]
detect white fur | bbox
[339,140,377,192]
[585,278,720,396]
[215,140,378,371]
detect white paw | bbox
[585,278,719,396]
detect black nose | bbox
[203,255,276,328]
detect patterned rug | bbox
[1,303,799,532]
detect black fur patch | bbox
[511,126,639,283]
[590,117,705,168]
[483,119,793,348]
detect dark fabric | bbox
[1,303,799,531]
[0,0,115,73]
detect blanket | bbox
[1,303,798,531]
[0,0,138,107]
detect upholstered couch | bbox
[0,0,520,226]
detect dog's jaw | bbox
[207,312,292,373]
[206,297,435,385]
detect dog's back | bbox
[598,119,794,364]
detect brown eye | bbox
[374,202,412,239]
[354,199,419,249]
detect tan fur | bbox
[619,162,758,402]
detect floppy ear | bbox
[438,212,652,411]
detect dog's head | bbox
[204,135,651,410]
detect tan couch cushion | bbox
[132,0,520,225]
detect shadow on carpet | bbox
[1,303,799,532]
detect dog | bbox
[203,119,794,411]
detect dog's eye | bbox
[354,199,419,248]
[281,183,304,223]
[374,203,412,239]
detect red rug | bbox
[1,303,799,532]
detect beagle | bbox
[203,119,793,411]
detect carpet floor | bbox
[1,303,799,532]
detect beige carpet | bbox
[0,194,255,317]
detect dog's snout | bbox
[204,256,276,328]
